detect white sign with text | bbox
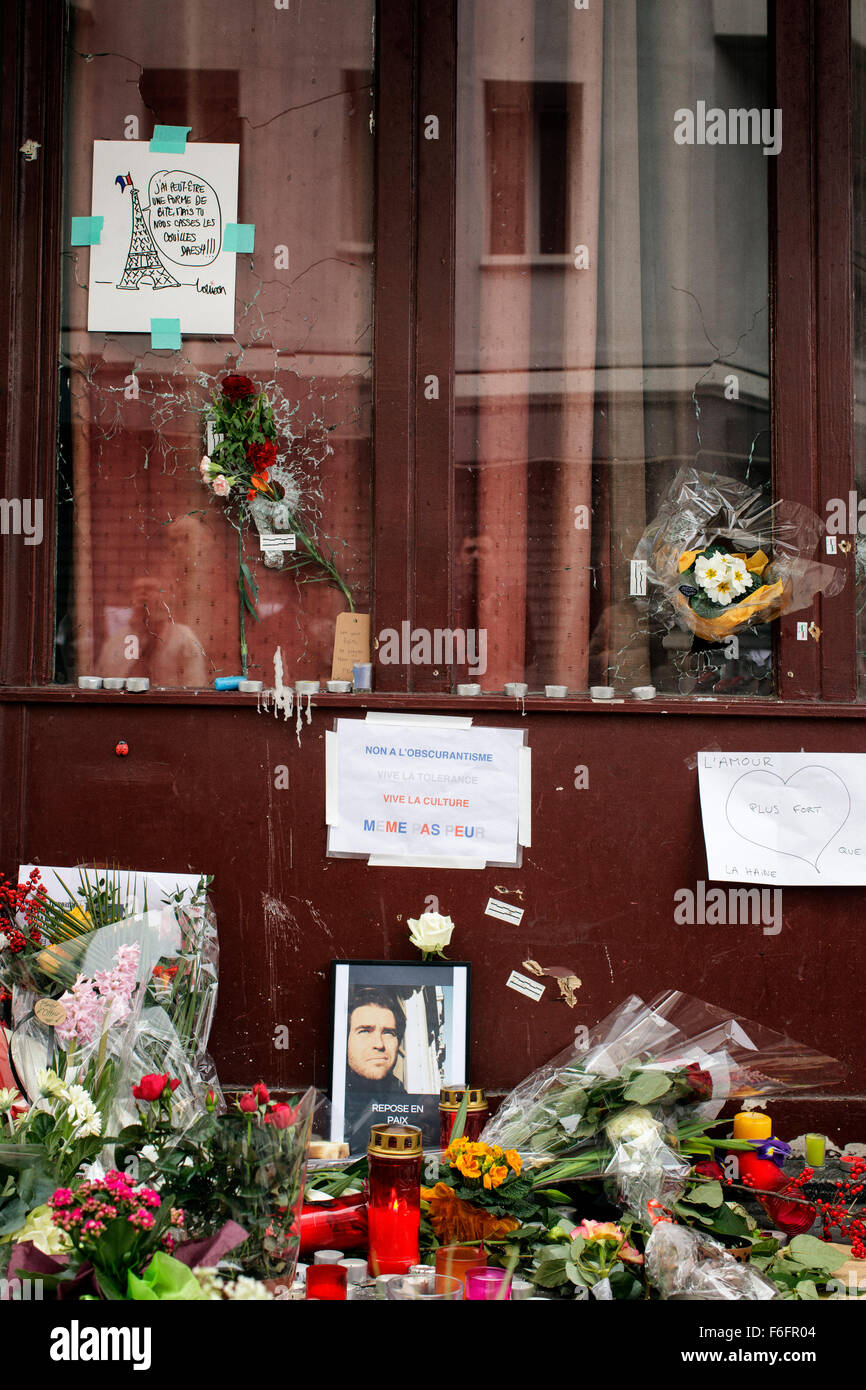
[86,141,239,333]
[326,718,528,867]
[698,751,866,885]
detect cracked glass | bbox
[56,0,374,688]
[454,0,772,696]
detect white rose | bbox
[407,911,455,957]
[605,1106,662,1146]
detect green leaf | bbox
[532,1259,570,1288]
[787,1235,846,1273]
[565,1261,587,1286]
[684,1180,724,1209]
[623,1071,672,1104]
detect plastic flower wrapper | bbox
[633,466,845,640]
[602,1110,691,1224]
[482,990,843,1179]
[644,1220,777,1301]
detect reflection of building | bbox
[454,0,771,692]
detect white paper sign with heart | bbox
[698,753,866,885]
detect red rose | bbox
[693,1159,724,1181]
[133,1073,170,1102]
[238,1092,258,1113]
[253,1082,270,1105]
[684,1063,713,1101]
[221,374,256,401]
[245,440,277,471]
[264,1102,299,1129]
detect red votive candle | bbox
[439,1086,489,1150]
[305,1264,347,1300]
[366,1124,423,1276]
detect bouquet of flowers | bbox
[199,373,354,672]
[421,1137,558,1257]
[633,467,844,640]
[481,991,843,1191]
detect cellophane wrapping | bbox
[645,1221,777,1300]
[481,990,843,1174]
[633,467,845,640]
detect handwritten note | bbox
[331,612,371,681]
[86,141,239,334]
[698,751,866,885]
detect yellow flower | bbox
[456,1154,481,1180]
[489,1164,508,1188]
[504,1149,522,1175]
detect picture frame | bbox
[329,960,471,1151]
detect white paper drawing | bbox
[86,141,239,334]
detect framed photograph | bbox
[329,960,471,1151]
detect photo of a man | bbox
[346,986,403,1085]
[331,962,470,1151]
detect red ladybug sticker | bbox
[115,740,129,757]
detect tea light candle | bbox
[504,682,529,697]
[102,677,125,691]
[295,680,320,695]
[339,1258,368,1284]
[465,1266,512,1300]
[732,1112,772,1141]
[590,685,615,700]
[366,1124,422,1275]
[125,677,150,692]
[326,680,352,693]
[631,685,656,700]
[545,684,568,698]
[456,683,481,696]
[77,677,102,690]
[239,679,263,693]
[313,1249,345,1264]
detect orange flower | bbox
[421,1183,520,1245]
[488,1164,508,1188]
[250,471,271,492]
[504,1150,522,1175]
[456,1154,481,1180]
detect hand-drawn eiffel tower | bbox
[116,184,180,291]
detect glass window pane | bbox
[854,0,866,692]
[56,1,374,687]
[455,0,772,696]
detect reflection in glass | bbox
[57,1,374,687]
[455,0,771,694]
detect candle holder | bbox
[366,1124,422,1276]
[305,1263,348,1300]
[439,1086,489,1150]
[385,1273,463,1301]
[434,1244,485,1289]
[464,1266,512,1301]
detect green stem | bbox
[237,523,248,677]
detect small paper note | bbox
[260,533,297,553]
[505,970,545,1002]
[223,222,256,253]
[149,125,191,154]
[331,612,371,682]
[150,317,182,350]
[485,897,524,925]
[71,215,103,245]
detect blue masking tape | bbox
[223,223,256,254]
[149,125,191,153]
[71,216,104,245]
[150,318,182,350]
[214,677,244,690]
